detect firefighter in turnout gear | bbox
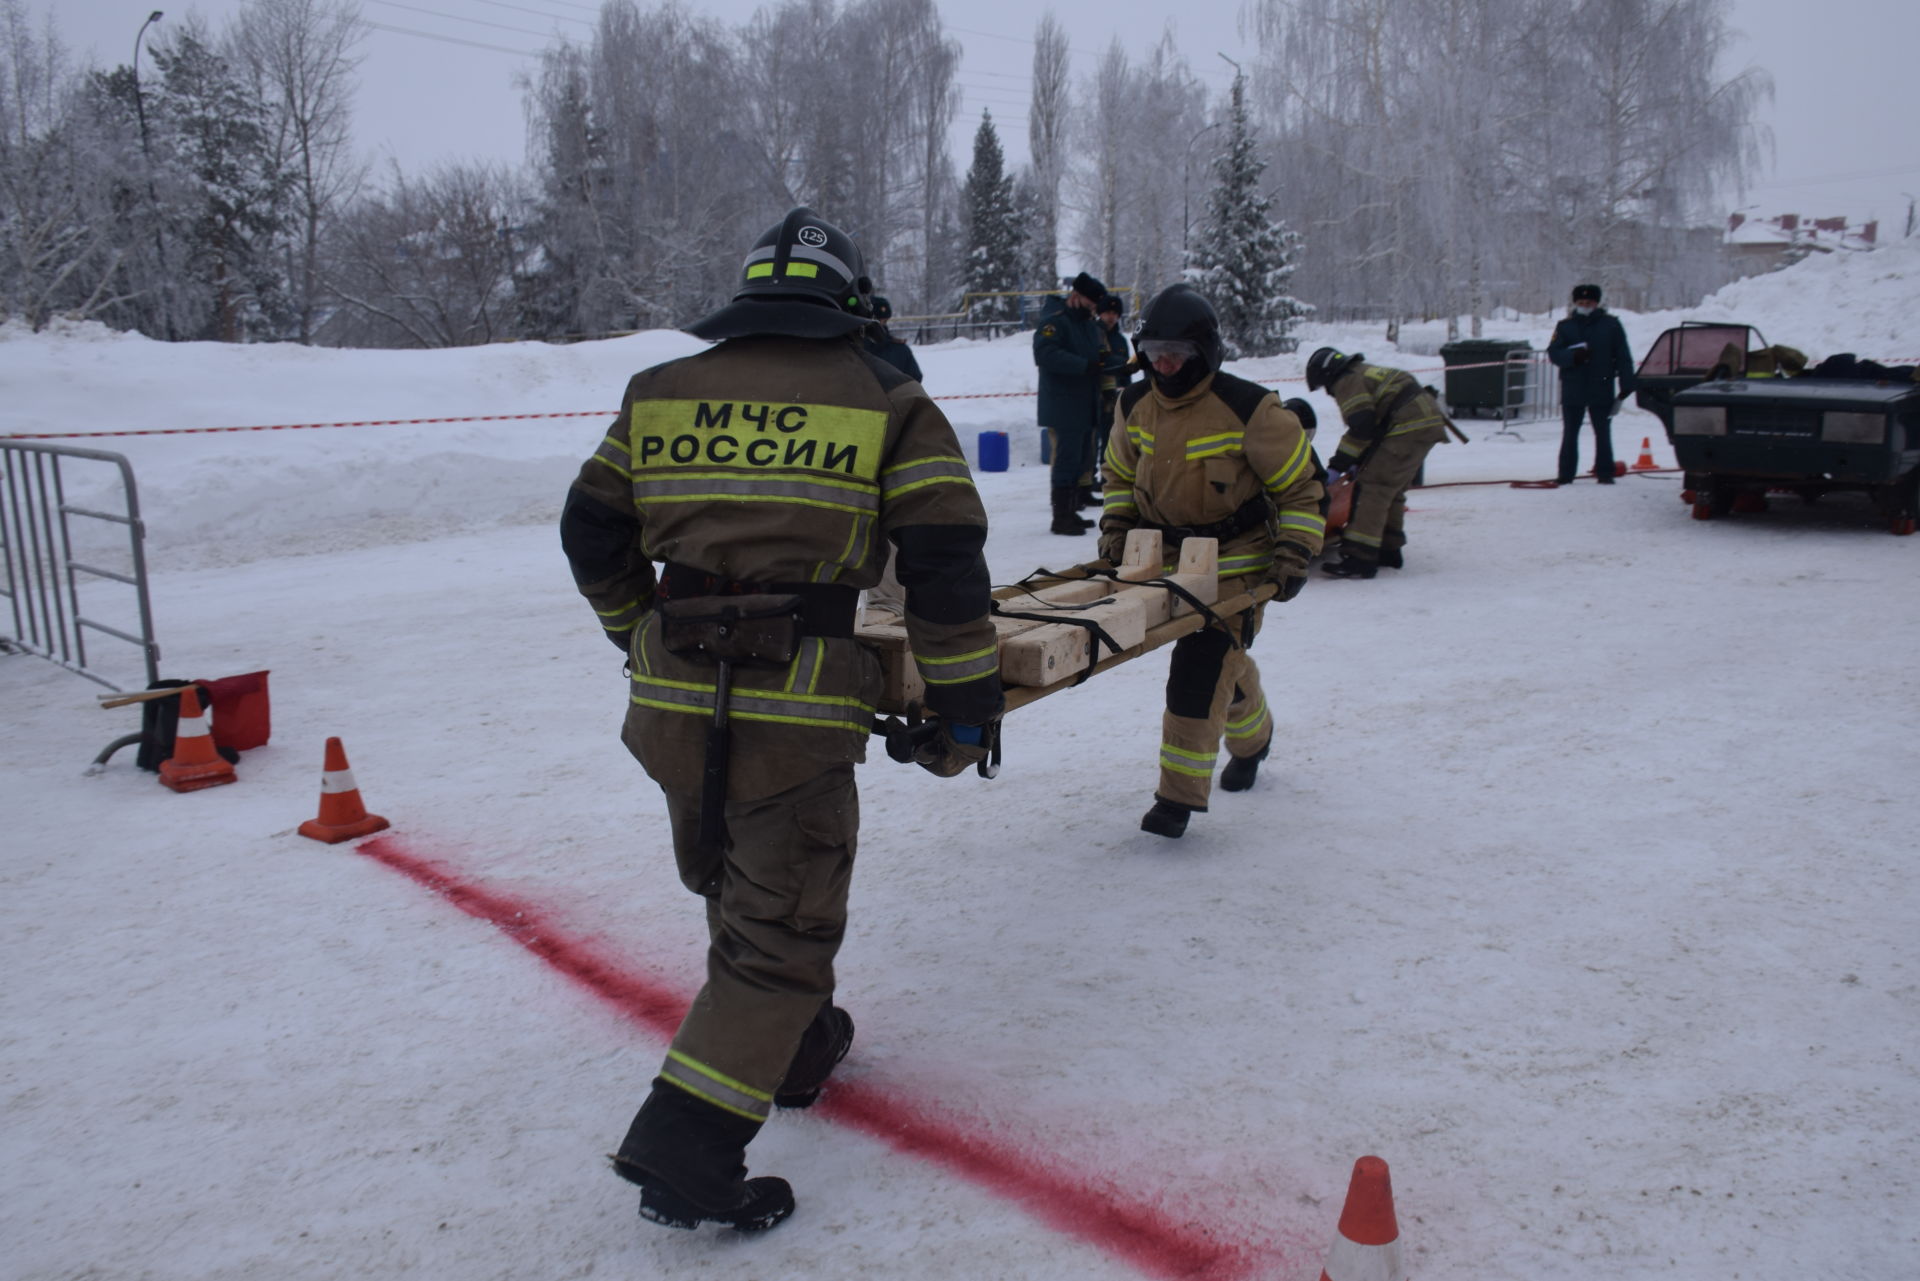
[1306,348,1448,578]
[560,207,1002,1232]
[1098,284,1325,839]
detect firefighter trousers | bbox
[1344,433,1435,563]
[1156,604,1273,810]
[654,762,858,1121]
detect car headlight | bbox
[1821,411,1885,444]
[1673,405,1726,436]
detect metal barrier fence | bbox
[1,441,160,692]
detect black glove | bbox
[1271,574,1307,602]
[914,719,993,778]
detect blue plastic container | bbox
[977,430,1009,473]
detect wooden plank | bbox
[996,592,1150,687]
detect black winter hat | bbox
[1571,282,1602,302]
[1098,293,1124,316]
[870,295,893,321]
[1070,271,1107,301]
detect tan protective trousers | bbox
[1157,605,1273,810]
[654,762,857,1120]
[1342,433,1437,561]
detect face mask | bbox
[1574,304,1596,316]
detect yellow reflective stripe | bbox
[661,1049,772,1120]
[1103,493,1138,513]
[883,473,976,501]
[785,262,819,278]
[1159,743,1216,777]
[635,488,876,517]
[1344,528,1383,548]
[594,598,641,620]
[1184,431,1242,459]
[915,643,998,685]
[746,262,775,279]
[1263,434,1311,489]
[1226,698,1269,736]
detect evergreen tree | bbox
[151,24,287,341]
[1184,73,1309,358]
[959,109,1021,331]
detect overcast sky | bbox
[47,0,1920,235]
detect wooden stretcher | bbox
[857,530,1277,717]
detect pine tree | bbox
[960,109,1022,331]
[1184,73,1310,358]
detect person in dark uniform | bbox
[1547,283,1637,485]
[863,295,923,382]
[1032,270,1109,535]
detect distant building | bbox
[1726,212,1878,277]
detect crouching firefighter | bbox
[1099,284,1326,839]
[1305,347,1448,578]
[560,207,1002,1234]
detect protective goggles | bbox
[1139,339,1199,362]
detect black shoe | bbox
[637,1173,795,1232]
[1049,485,1092,534]
[1219,742,1270,793]
[775,1005,854,1109]
[1378,546,1403,569]
[1596,476,1615,485]
[1321,556,1378,579]
[1076,486,1102,510]
[1140,798,1195,839]
[613,1083,792,1232]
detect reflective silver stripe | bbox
[1226,696,1269,741]
[632,474,880,514]
[593,437,633,477]
[914,646,999,685]
[881,457,974,499]
[743,246,777,266]
[660,1051,771,1121]
[789,243,854,281]
[630,676,874,732]
[788,637,823,693]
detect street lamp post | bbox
[133,11,163,162]
[132,11,171,339]
[1182,120,1224,256]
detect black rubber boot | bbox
[1076,485,1102,509]
[1050,486,1091,535]
[612,1083,794,1233]
[1140,797,1197,839]
[1321,555,1378,579]
[1378,545,1403,569]
[1219,742,1270,793]
[775,1004,854,1109]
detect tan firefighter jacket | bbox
[1325,362,1449,469]
[561,333,1001,802]
[1100,369,1326,583]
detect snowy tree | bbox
[960,109,1020,329]
[150,20,287,341]
[1025,13,1068,286]
[233,0,367,344]
[1184,73,1307,358]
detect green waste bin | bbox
[1439,339,1531,418]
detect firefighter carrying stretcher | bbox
[1099,284,1327,839]
[559,206,1002,1234]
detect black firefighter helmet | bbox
[1305,346,1362,391]
[687,207,872,341]
[1135,283,1223,398]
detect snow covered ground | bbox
[4,243,1917,1281]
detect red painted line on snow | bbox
[352,834,1288,1281]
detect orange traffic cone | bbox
[1319,1155,1403,1281]
[297,736,390,843]
[159,686,237,792]
[1632,437,1658,470]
